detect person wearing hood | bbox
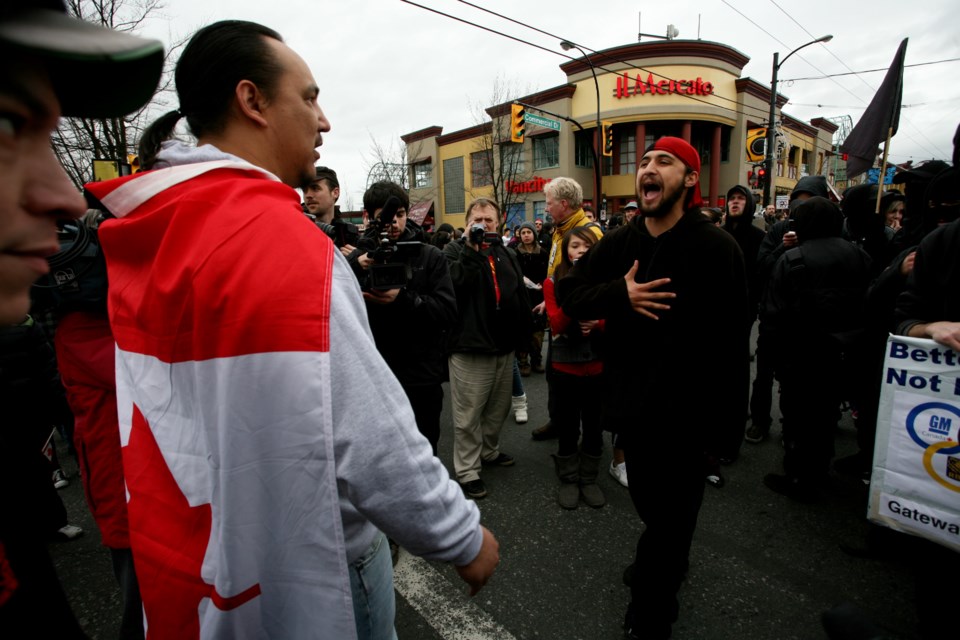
[350,180,458,455]
[746,175,831,444]
[723,186,766,323]
[559,137,747,640]
[761,197,872,502]
[840,183,895,279]
[711,185,766,466]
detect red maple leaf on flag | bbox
[124,406,261,638]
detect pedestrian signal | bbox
[602,121,613,157]
[510,104,525,144]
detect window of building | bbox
[533,134,560,170]
[412,160,432,188]
[471,150,493,188]
[533,200,547,221]
[443,156,465,214]
[619,132,636,175]
[574,130,594,168]
[501,144,524,176]
[505,203,525,229]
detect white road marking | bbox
[393,548,517,640]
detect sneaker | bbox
[52,468,69,489]
[609,461,629,488]
[460,479,487,499]
[705,473,725,488]
[744,423,769,444]
[481,452,515,467]
[51,524,84,542]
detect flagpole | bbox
[875,126,894,214]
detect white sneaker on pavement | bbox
[512,394,528,424]
[609,461,628,488]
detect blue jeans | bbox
[349,532,397,640]
[512,358,524,397]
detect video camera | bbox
[358,195,422,291]
[468,223,502,248]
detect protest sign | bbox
[869,335,960,552]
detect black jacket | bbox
[722,186,766,317]
[444,239,532,355]
[356,227,458,386]
[559,210,749,434]
[762,199,872,361]
[514,244,548,307]
[895,217,960,334]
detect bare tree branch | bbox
[54,0,186,189]
[469,75,536,231]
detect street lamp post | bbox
[764,35,833,208]
[560,40,602,214]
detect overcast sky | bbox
[139,0,960,210]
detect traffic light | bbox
[747,169,755,188]
[602,121,613,157]
[127,154,141,174]
[510,103,525,144]
[757,166,767,188]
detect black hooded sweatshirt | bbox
[722,185,766,318]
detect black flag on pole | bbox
[840,38,908,179]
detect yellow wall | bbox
[438,134,496,227]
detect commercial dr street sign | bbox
[526,113,561,131]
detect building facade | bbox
[403,39,840,229]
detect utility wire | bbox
[766,0,947,160]
[402,0,772,123]
[782,57,960,82]
[455,0,772,119]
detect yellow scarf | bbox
[547,208,603,276]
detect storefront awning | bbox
[408,200,434,225]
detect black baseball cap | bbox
[0,1,164,118]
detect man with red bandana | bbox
[560,137,748,640]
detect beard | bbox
[640,181,686,219]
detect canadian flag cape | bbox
[86,161,357,639]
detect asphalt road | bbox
[50,337,924,639]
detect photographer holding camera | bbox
[347,181,457,454]
[443,198,532,499]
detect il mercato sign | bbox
[615,72,714,99]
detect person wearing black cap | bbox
[560,137,748,640]
[0,1,163,635]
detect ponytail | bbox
[138,109,184,170]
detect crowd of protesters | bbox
[3,3,959,640]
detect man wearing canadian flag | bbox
[84,20,499,639]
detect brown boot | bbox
[552,453,580,510]
[531,421,558,441]
[578,453,606,508]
